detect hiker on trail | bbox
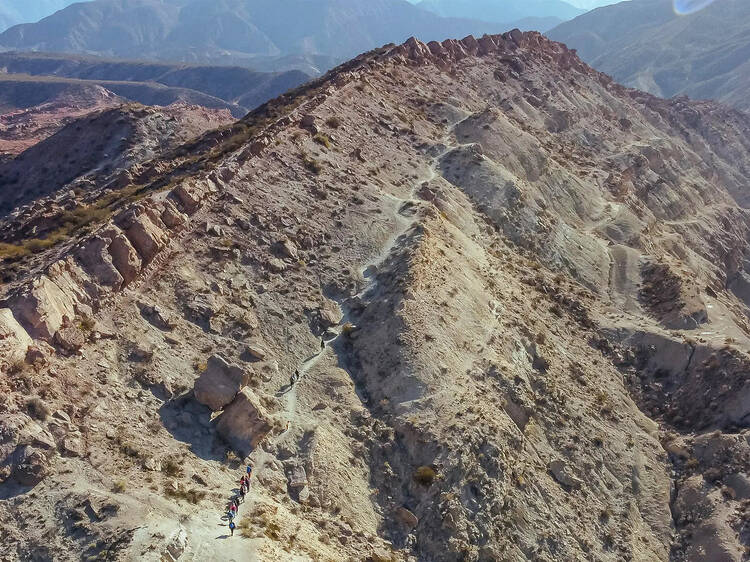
[227,509,234,522]
[240,486,246,503]
[321,338,326,351]
[229,520,236,536]
[246,464,253,479]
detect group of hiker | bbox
[226,464,253,536]
[225,339,329,536]
[288,338,327,387]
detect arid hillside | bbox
[1,30,750,562]
[548,0,750,112]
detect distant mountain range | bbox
[548,0,750,112]
[417,0,584,24]
[0,51,310,117]
[0,0,516,73]
[0,1,80,32]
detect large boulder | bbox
[0,414,56,486]
[11,446,51,486]
[54,322,87,355]
[215,389,274,457]
[194,355,251,411]
[172,183,205,214]
[0,308,32,368]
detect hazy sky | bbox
[406,0,620,6]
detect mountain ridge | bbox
[1,29,750,562]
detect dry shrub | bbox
[26,397,50,421]
[414,465,437,486]
[325,116,341,128]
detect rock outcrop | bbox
[214,389,274,457]
[193,355,250,411]
[0,308,32,367]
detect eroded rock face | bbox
[193,355,250,411]
[108,232,142,285]
[9,274,78,340]
[0,308,32,367]
[0,414,55,486]
[76,234,125,291]
[214,389,274,457]
[123,212,168,264]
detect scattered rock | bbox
[54,322,87,355]
[61,436,85,457]
[25,345,47,366]
[287,465,308,489]
[245,340,268,361]
[297,485,311,503]
[276,238,299,260]
[12,446,51,486]
[549,460,583,490]
[267,258,287,273]
[396,506,419,528]
[139,302,176,331]
[162,529,188,561]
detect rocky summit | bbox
[1,30,750,562]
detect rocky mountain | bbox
[548,0,750,112]
[417,0,583,25]
[565,0,616,7]
[0,1,81,32]
[1,29,750,562]
[0,83,123,155]
[0,0,509,72]
[0,102,233,216]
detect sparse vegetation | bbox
[302,153,323,174]
[112,480,127,493]
[165,486,206,504]
[414,465,437,486]
[313,132,332,149]
[26,396,51,421]
[325,116,341,128]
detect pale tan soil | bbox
[1,32,750,562]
